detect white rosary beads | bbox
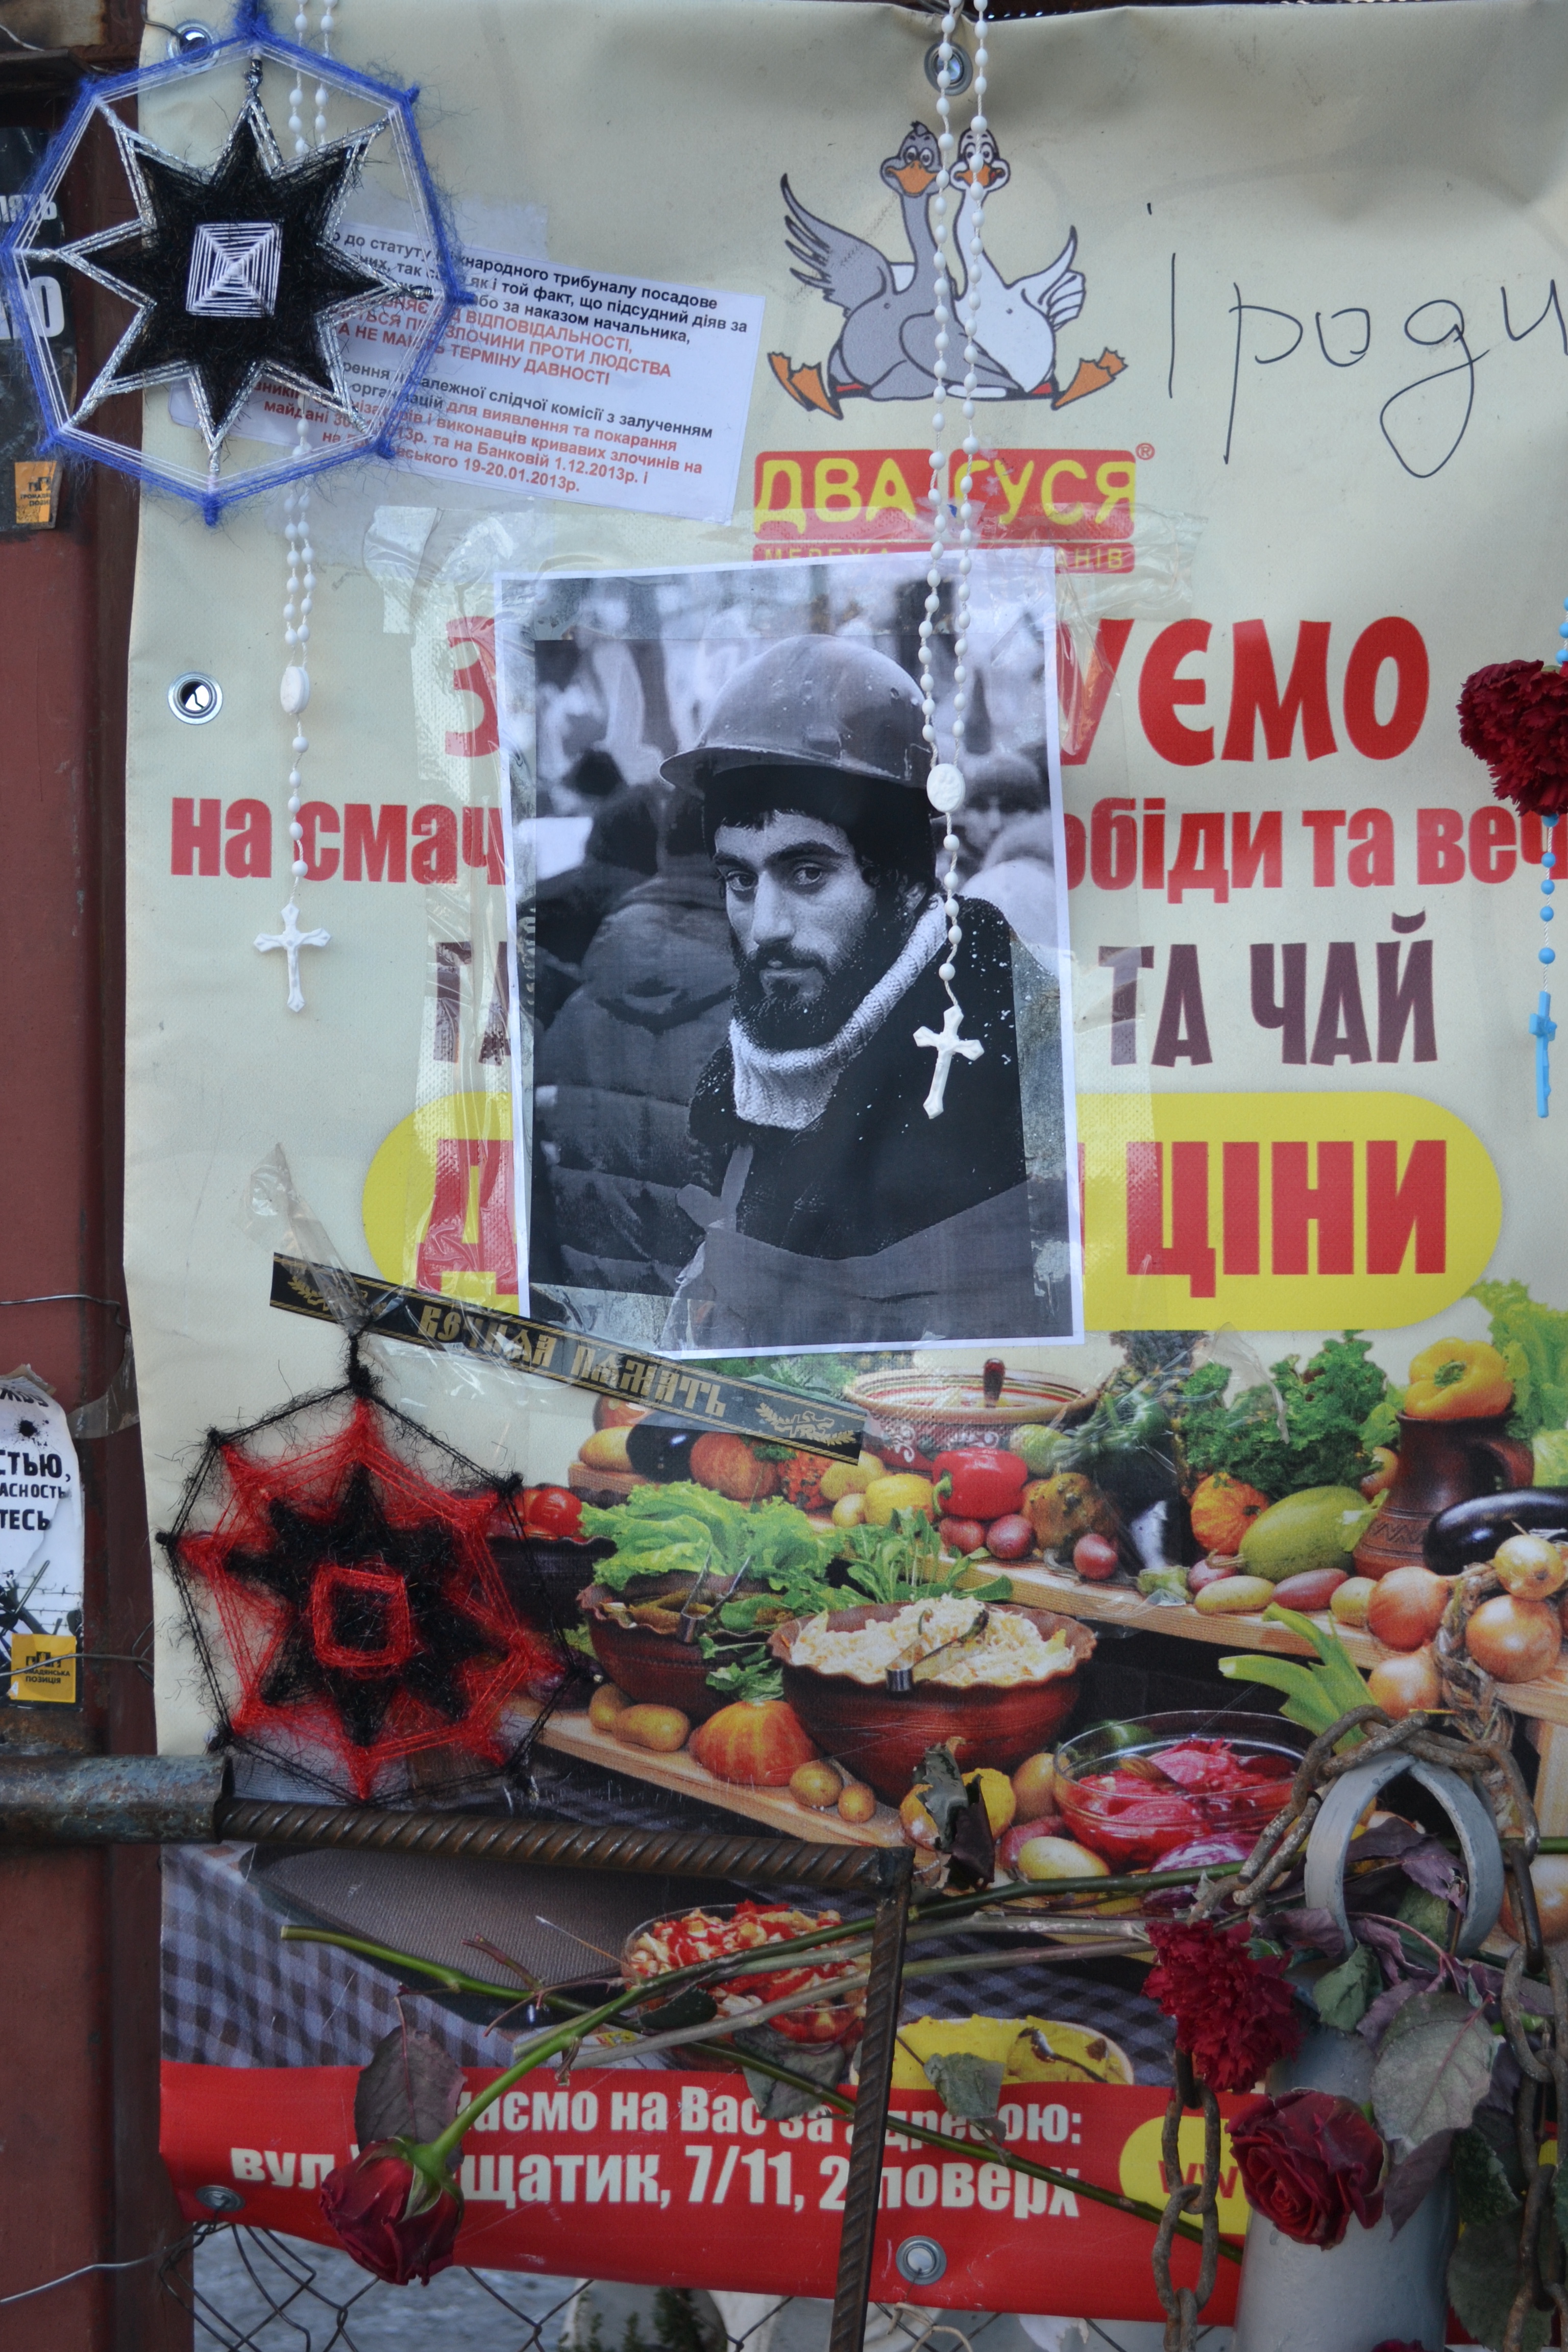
[256,3,336,1014]
[915,0,991,1119]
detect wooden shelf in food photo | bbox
[515,1695,908,1847]
[1000,1561,1568,1731]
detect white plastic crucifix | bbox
[915,1000,984,1119]
[256,899,330,1013]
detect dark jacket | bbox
[687,895,1027,1261]
[531,862,733,1296]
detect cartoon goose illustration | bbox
[952,127,1084,399]
[770,124,1014,416]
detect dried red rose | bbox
[1458,660,1568,816]
[1144,1919,1302,2094]
[1230,2089,1387,2249]
[319,2139,463,2284]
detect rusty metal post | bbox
[827,1859,913,2352]
[0,40,182,2348]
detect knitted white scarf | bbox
[728,898,947,1131]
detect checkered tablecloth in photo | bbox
[162,1751,1174,2082]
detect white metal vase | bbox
[1230,2027,1456,2352]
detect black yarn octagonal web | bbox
[82,96,389,447]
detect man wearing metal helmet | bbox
[658,633,1044,1349]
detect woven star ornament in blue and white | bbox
[0,3,466,518]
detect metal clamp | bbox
[1303,1750,1505,1960]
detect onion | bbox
[1465,1594,1562,1683]
[1367,1648,1441,1718]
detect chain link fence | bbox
[158,2229,1234,2352]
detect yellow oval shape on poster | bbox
[1118,2112,1250,2238]
[1079,1091,1501,1332]
[362,1089,521,1312]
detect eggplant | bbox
[623,1416,705,1483]
[1424,1489,1568,1574]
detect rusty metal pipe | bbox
[0,1754,229,1845]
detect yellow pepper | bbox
[1404,1338,1513,1422]
[862,1473,936,1525]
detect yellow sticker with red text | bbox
[1080,1091,1501,1330]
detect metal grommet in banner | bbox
[168,673,223,724]
[924,41,971,94]
[194,2183,245,2212]
[1303,1750,1505,1960]
[895,2236,947,2286]
[167,19,215,55]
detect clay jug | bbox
[1354,1412,1534,1580]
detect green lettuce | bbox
[1469,1280,1568,1442]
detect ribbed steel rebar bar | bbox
[215,1795,911,1893]
[827,1869,913,2352]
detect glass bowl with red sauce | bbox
[1054,1711,1308,1870]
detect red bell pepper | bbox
[932,1446,1028,1523]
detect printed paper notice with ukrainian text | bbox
[181,232,766,526]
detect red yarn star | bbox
[170,1396,558,1799]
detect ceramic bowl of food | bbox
[488,1532,614,1634]
[621,1900,866,2070]
[580,1580,731,1721]
[768,1599,1095,1802]
[846,1364,1084,1457]
[1053,1710,1307,1870]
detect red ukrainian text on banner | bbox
[161,2064,1245,2320]
[753,449,1137,571]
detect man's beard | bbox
[730,891,929,1052]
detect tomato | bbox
[521,1485,583,1540]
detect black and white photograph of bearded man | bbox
[497,552,1079,1354]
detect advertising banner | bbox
[110,0,1568,2312]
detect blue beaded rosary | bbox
[1535,814,1559,1117]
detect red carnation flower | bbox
[320,2139,462,2284]
[1230,2089,1387,2249]
[1145,1919,1302,2093]
[1458,660,1568,816]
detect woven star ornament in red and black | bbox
[163,1367,564,1800]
